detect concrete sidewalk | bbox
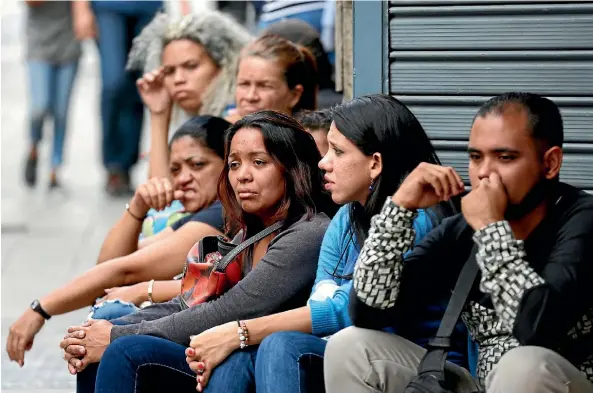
[1,1,147,391]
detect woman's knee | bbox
[88,300,138,321]
[259,332,308,361]
[30,105,49,125]
[102,334,163,367]
[102,335,139,362]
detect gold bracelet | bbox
[148,279,155,304]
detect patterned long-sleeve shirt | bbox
[352,186,593,385]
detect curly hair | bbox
[126,11,252,117]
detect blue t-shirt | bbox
[170,200,224,232]
[309,204,469,367]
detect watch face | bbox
[31,300,40,309]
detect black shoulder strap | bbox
[216,220,284,271]
[414,245,479,383]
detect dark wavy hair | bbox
[218,110,332,235]
[169,115,231,158]
[333,94,458,249]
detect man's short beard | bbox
[504,177,555,221]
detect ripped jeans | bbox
[87,299,139,321]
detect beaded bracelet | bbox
[237,320,249,349]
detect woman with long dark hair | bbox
[58,111,331,393]
[6,116,231,366]
[179,94,466,393]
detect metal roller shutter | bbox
[387,1,593,192]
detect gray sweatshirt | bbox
[110,213,330,345]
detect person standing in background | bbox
[23,1,81,189]
[253,0,335,64]
[71,0,162,196]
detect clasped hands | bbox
[185,321,238,392]
[60,319,239,393]
[393,163,507,230]
[60,319,113,374]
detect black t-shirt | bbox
[170,200,224,232]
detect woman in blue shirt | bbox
[181,94,464,393]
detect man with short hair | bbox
[295,109,332,156]
[324,92,593,393]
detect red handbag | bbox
[179,221,284,309]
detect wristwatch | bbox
[30,299,51,320]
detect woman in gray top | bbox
[61,111,333,393]
[23,1,81,188]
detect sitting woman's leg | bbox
[87,299,139,321]
[201,347,258,393]
[255,331,327,393]
[78,335,258,393]
[78,335,195,393]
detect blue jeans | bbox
[77,335,258,393]
[150,331,326,393]
[88,299,139,321]
[255,332,326,393]
[28,60,79,168]
[92,8,155,172]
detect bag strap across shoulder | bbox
[216,220,284,271]
[415,244,479,384]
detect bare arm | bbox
[96,209,144,264]
[101,279,182,306]
[152,280,183,303]
[148,113,172,179]
[98,178,184,264]
[71,0,96,40]
[138,227,174,250]
[40,222,221,316]
[136,68,174,179]
[243,306,312,345]
[71,0,91,12]
[135,280,182,304]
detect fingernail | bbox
[197,382,202,392]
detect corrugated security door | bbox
[388,1,593,192]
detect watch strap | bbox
[30,299,51,320]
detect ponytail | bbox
[294,45,318,112]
